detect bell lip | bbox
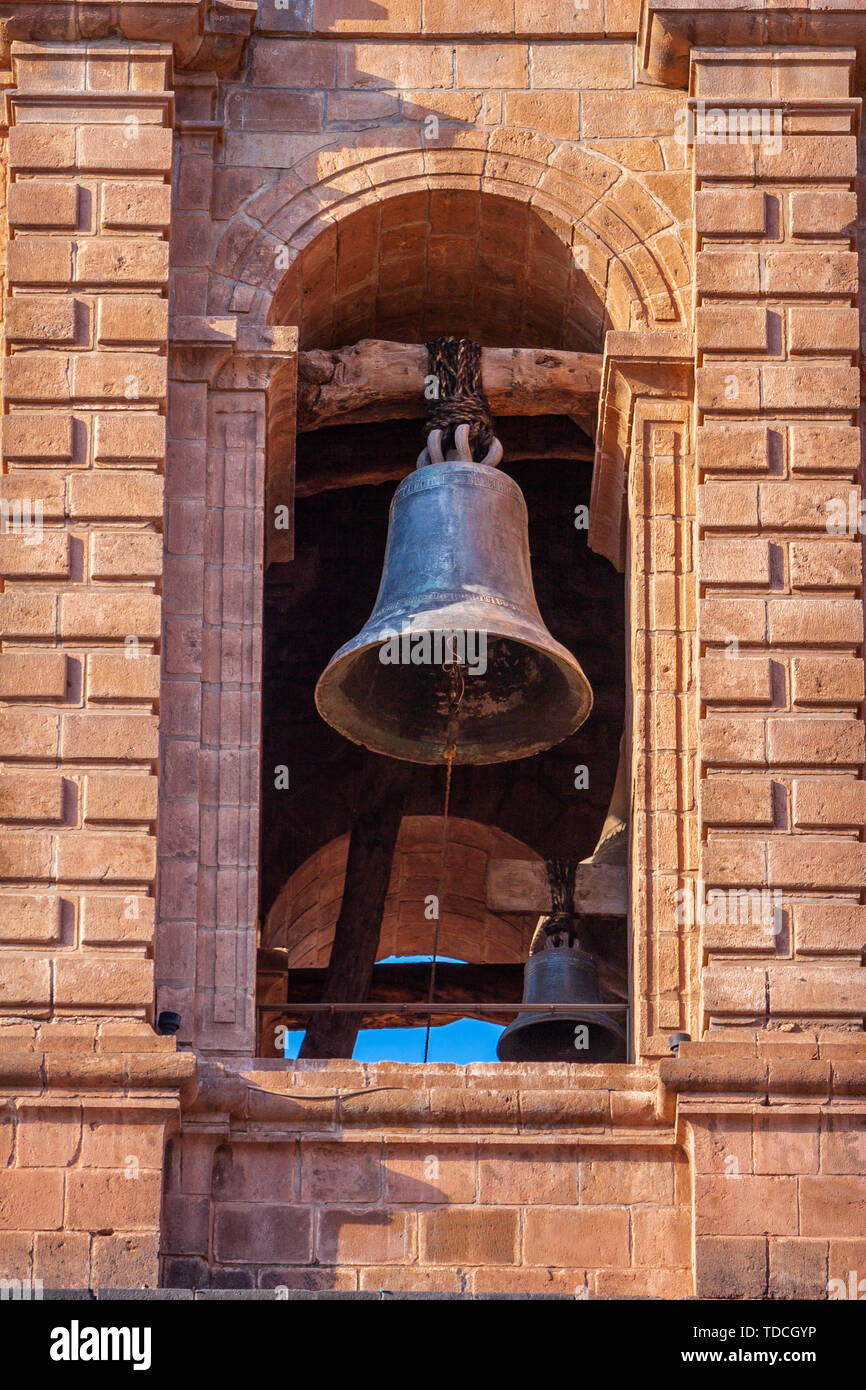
[314,624,594,766]
[495,1007,626,1062]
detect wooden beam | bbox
[297,755,413,1059]
[295,415,594,497]
[284,961,524,1029]
[263,957,627,1034]
[486,860,628,918]
[297,340,602,432]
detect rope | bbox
[423,662,465,1062]
[425,336,495,461]
[530,857,582,953]
[418,342,481,1057]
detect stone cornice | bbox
[640,0,866,89]
[0,0,255,76]
[0,1048,197,1103]
[658,1039,866,1122]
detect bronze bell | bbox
[496,936,625,1063]
[314,428,593,764]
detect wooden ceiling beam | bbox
[298,340,602,432]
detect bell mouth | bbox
[496,1011,625,1064]
[314,630,593,765]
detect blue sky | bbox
[283,955,504,1063]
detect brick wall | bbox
[164,1060,690,1296]
[693,47,866,1030]
[0,35,187,1293]
[0,41,171,1024]
[3,2,866,1301]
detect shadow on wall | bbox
[161,1137,453,1294]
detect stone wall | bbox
[163,1058,691,1296]
[1,0,865,1299]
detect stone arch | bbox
[210,131,691,336]
[263,818,541,968]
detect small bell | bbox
[314,426,593,765]
[496,857,625,1063]
[496,937,624,1064]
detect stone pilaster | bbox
[692,47,866,1031]
[0,40,173,1024]
[156,323,295,1054]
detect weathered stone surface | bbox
[1,12,864,1308]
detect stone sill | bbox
[184,1058,670,1137]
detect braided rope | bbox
[529,857,582,953]
[424,336,495,461]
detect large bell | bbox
[496,938,625,1063]
[314,441,593,765]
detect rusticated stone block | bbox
[77,126,172,174]
[701,777,775,828]
[93,412,165,462]
[793,903,866,956]
[787,306,858,356]
[85,653,161,703]
[0,652,67,701]
[0,1170,64,1231]
[696,305,769,353]
[700,655,772,705]
[53,954,154,1006]
[522,1208,629,1267]
[2,412,74,460]
[767,599,862,646]
[789,189,857,237]
[696,423,771,475]
[5,295,77,344]
[790,543,861,592]
[9,124,75,170]
[695,1236,767,1300]
[96,295,169,345]
[316,1209,407,1265]
[697,482,758,530]
[695,188,767,237]
[8,181,79,229]
[789,424,859,476]
[0,894,62,942]
[792,778,866,829]
[102,181,171,230]
[768,964,866,1016]
[80,894,155,946]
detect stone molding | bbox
[640,0,866,88]
[0,1,255,76]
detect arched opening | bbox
[271,189,605,353]
[257,187,626,1063]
